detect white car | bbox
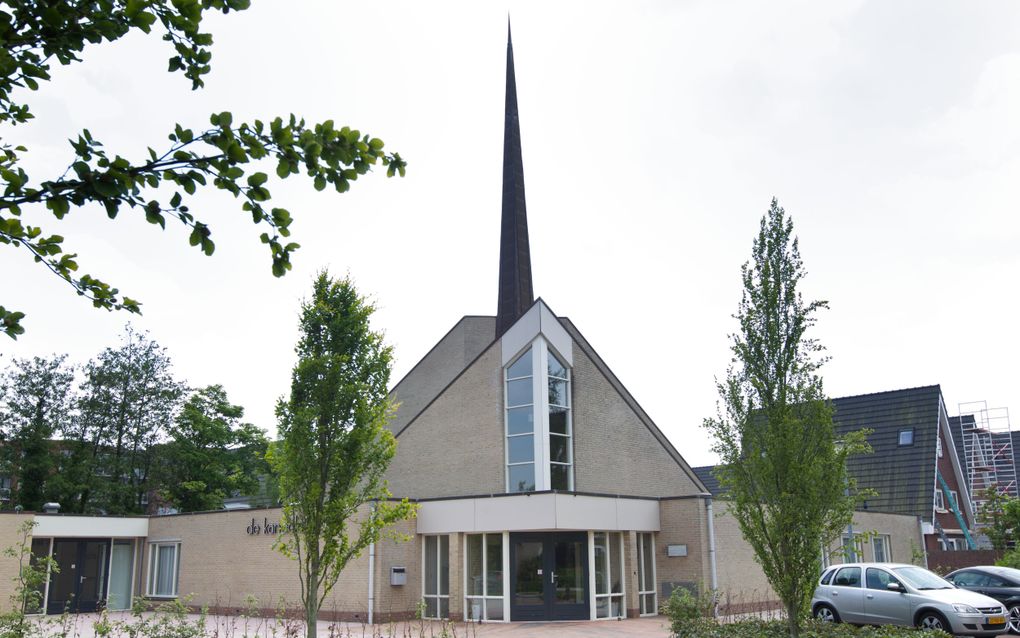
[812,562,1007,636]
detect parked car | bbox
[946,565,1020,634]
[812,562,1007,636]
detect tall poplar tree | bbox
[703,198,869,637]
[270,272,414,638]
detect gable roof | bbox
[558,314,708,493]
[388,300,708,494]
[694,385,944,519]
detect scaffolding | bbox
[957,401,1016,515]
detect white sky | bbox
[4,1,1020,468]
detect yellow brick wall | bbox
[656,498,709,598]
[0,513,37,613]
[145,507,418,621]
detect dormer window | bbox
[505,337,573,492]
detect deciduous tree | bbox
[54,325,184,514]
[269,272,414,638]
[703,198,870,637]
[0,354,75,510]
[156,384,268,512]
[0,0,406,340]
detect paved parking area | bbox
[29,612,672,637]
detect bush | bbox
[672,619,951,638]
[998,547,1020,569]
[662,586,717,637]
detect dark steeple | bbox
[496,21,534,336]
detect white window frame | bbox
[934,489,946,512]
[590,531,625,620]
[898,429,914,446]
[504,337,574,493]
[421,535,449,619]
[637,532,657,617]
[872,534,891,563]
[505,347,537,493]
[146,541,180,598]
[463,532,508,622]
[841,534,864,561]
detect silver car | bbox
[812,562,1007,636]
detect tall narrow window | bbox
[638,533,657,616]
[548,350,572,490]
[464,533,505,621]
[506,349,535,493]
[872,534,891,563]
[593,532,624,619]
[423,535,449,619]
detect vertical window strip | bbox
[506,348,536,493]
[593,532,625,619]
[638,533,657,616]
[423,535,449,619]
[464,533,505,622]
[548,349,572,490]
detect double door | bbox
[47,539,110,614]
[510,532,589,621]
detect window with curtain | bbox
[147,542,180,597]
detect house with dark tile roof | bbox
[695,385,980,557]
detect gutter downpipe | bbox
[706,496,718,617]
[368,503,376,625]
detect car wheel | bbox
[813,604,839,623]
[916,610,949,632]
[1008,604,1020,635]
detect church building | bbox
[0,29,934,624]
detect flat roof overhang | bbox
[416,492,660,534]
[34,515,149,538]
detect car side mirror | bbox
[887,582,904,592]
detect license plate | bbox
[988,615,1005,625]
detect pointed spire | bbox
[496,20,534,336]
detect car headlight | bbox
[952,604,979,614]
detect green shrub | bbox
[662,586,717,637]
[998,547,1020,569]
[672,619,952,638]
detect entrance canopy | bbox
[35,514,148,538]
[416,492,660,534]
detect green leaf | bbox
[247,172,268,187]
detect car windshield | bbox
[893,566,954,590]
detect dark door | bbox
[510,532,589,621]
[47,539,110,614]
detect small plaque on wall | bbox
[667,544,688,557]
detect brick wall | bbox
[0,512,36,613]
[145,507,417,621]
[656,498,709,601]
[572,348,701,497]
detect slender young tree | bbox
[269,272,414,638]
[703,198,869,637]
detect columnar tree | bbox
[269,272,414,638]
[703,198,869,637]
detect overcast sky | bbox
[4,1,1020,467]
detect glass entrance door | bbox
[47,539,111,614]
[510,532,589,621]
